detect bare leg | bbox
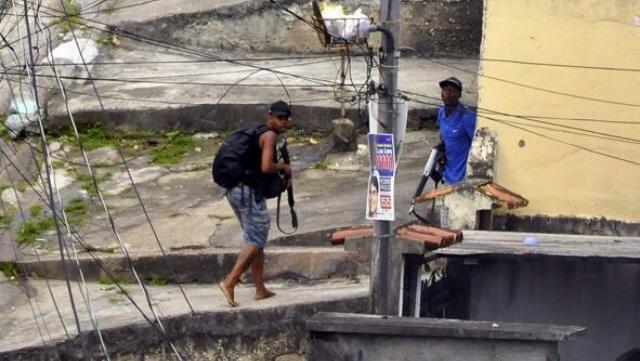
[252,249,276,300]
[220,245,261,307]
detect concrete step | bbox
[43,48,479,132]
[16,246,369,284]
[0,277,368,359]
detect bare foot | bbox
[219,282,239,307]
[254,289,276,301]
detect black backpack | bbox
[212,125,286,198]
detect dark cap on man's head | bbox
[439,77,463,92]
[269,100,291,118]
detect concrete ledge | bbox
[1,290,368,360]
[307,312,585,361]
[307,312,585,342]
[17,247,368,284]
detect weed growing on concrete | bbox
[0,262,19,279]
[77,171,112,197]
[312,160,330,170]
[99,32,120,46]
[77,123,118,151]
[51,160,67,169]
[108,294,124,304]
[64,198,86,226]
[151,131,196,165]
[98,272,131,285]
[0,207,15,230]
[149,275,168,286]
[17,181,27,193]
[51,0,83,34]
[29,204,43,217]
[0,116,9,140]
[16,217,55,245]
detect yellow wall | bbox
[477,0,640,222]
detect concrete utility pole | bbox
[370,0,401,315]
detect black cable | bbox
[407,97,640,166]
[58,12,193,356]
[425,58,640,108]
[403,91,640,144]
[2,69,340,87]
[21,0,86,346]
[0,142,186,357]
[413,51,640,73]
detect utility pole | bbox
[369,0,401,315]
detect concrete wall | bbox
[476,0,640,222]
[117,0,483,56]
[306,313,583,361]
[453,258,640,361]
[309,335,559,361]
[2,297,368,360]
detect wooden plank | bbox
[307,312,586,342]
[435,231,640,261]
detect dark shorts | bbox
[225,184,270,248]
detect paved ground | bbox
[0,129,441,258]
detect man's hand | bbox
[280,164,292,175]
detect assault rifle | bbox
[409,140,446,223]
[276,138,298,234]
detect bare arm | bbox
[259,130,291,174]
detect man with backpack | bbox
[214,100,292,307]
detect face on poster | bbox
[366,133,395,221]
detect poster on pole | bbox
[367,99,408,167]
[366,133,395,221]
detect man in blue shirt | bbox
[437,76,476,184]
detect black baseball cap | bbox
[269,100,291,118]
[439,77,463,92]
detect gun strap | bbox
[276,187,298,234]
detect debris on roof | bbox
[477,182,528,209]
[413,185,455,203]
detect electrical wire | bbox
[403,91,640,144]
[0,142,189,357]
[20,0,86,347]
[407,96,640,166]
[425,58,640,108]
[54,8,191,357]
[413,51,640,73]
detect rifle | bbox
[276,138,298,234]
[409,139,446,223]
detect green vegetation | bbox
[51,0,83,34]
[103,4,117,14]
[0,116,9,140]
[76,123,118,151]
[16,217,55,245]
[64,198,86,226]
[52,160,67,169]
[76,171,112,197]
[17,181,27,193]
[149,274,168,286]
[29,204,43,217]
[0,207,15,230]
[0,262,19,279]
[98,272,131,285]
[312,160,330,170]
[151,131,196,165]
